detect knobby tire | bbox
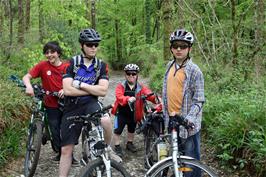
[24,120,43,177]
[77,158,131,177]
[144,127,159,168]
[81,128,90,164]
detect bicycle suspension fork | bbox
[172,129,182,177]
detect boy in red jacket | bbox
[111,64,157,157]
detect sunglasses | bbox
[126,72,137,76]
[84,43,99,48]
[172,44,189,50]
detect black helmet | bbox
[79,28,101,43]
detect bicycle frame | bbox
[84,121,113,177]
[145,129,195,177]
[30,97,53,144]
[78,105,114,177]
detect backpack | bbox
[72,55,102,85]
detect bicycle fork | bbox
[172,130,182,177]
[102,152,111,177]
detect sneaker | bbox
[126,142,137,153]
[114,145,123,157]
[52,154,60,161]
[107,147,122,163]
[72,157,80,167]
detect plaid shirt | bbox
[162,58,205,138]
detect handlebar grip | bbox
[9,75,26,88]
[169,115,194,130]
[141,92,154,100]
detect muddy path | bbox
[1,71,228,177]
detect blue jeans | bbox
[46,107,62,153]
[182,131,201,177]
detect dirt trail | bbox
[1,71,227,177]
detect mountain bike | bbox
[66,104,131,177]
[10,75,61,177]
[144,115,218,177]
[134,92,165,168]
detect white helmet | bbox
[124,64,140,73]
[169,29,194,46]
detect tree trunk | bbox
[114,0,122,67]
[254,0,265,81]
[7,0,13,60]
[230,0,238,65]
[25,0,30,31]
[0,0,4,40]
[152,0,161,41]
[85,0,91,25]
[38,0,44,43]
[145,0,152,44]
[162,0,173,61]
[17,0,24,45]
[91,0,96,29]
[176,0,185,27]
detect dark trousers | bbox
[46,107,62,153]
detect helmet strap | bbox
[81,47,94,60]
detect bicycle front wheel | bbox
[77,158,131,177]
[147,157,218,177]
[24,120,43,177]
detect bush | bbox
[0,70,31,168]
[204,86,266,175]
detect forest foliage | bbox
[0,0,265,175]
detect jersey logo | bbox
[47,70,51,76]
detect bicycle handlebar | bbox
[169,115,194,130]
[66,104,113,121]
[9,75,59,98]
[128,92,158,111]
[140,92,155,100]
[135,113,163,134]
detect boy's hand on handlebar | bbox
[185,119,195,130]
[25,86,34,96]
[58,89,64,98]
[128,97,136,104]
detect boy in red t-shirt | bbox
[22,41,72,162]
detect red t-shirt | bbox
[29,60,69,108]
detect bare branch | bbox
[208,0,231,50]
[190,25,210,66]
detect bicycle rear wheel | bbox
[144,127,159,168]
[77,158,131,177]
[147,157,218,177]
[24,120,43,177]
[81,128,90,164]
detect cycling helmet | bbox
[79,28,101,43]
[124,64,140,73]
[169,29,194,46]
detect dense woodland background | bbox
[0,0,265,176]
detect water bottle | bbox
[157,140,167,160]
